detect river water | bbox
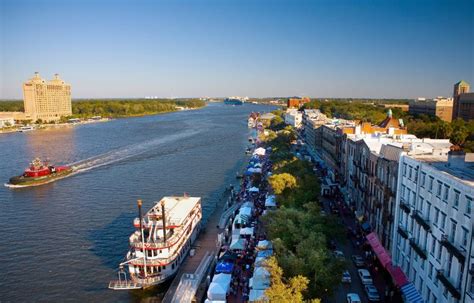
[0,103,274,302]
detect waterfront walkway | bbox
[162,192,230,303]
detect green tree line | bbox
[303,100,474,151]
[0,99,206,119]
[262,120,345,300]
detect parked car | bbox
[357,269,373,285]
[346,293,362,303]
[333,250,345,259]
[341,270,352,283]
[365,284,381,301]
[352,255,365,267]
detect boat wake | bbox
[4,183,28,188]
[5,128,201,188]
[69,129,201,174]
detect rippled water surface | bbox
[0,103,274,302]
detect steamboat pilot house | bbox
[109,196,202,290]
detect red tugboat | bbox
[7,158,74,187]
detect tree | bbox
[268,173,297,195]
[265,256,313,303]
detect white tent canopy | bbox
[240,227,255,236]
[212,273,232,285]
[239,206,252,217]
[249,289,268,302]
[265,195,276,208]
[241,201,254,209]
[205,300,226,303]
[249,275,271,290]
[207,274,232,301]
[253,266,270,278]
[257,240,273,251]
[254,256,268,266]
[253,147,266,156]
[248,187,259,193]
[230,237,246,250]
[233,213,250,225]
[247,167,262,174]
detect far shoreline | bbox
[0,104,207,135]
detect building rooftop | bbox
[408,151,474,187]
[455,80,470,86]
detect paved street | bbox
[319,194,388,303]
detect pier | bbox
[162,187,237,303]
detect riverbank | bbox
[0,105,206,135]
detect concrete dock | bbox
[162,187,237,303]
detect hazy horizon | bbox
[1,0,473,99]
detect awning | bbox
[388,264,409,288]
[401,283,424,303]
[366,232,392,268]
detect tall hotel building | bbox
[23,72,72,122]
[392,148,474,303]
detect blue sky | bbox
[1,0,473,99]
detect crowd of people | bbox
[206,144,274,303]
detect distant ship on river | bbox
[224,96,247,105]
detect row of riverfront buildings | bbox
[0,72,72,125]
[287,106,473,303]
[285,81,474,123]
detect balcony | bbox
[397,226,408,239]
[436,270,461,299]
[409,238,427,259]
[440,235,466,263]
[412,210,431,231]
[399,200,411,214]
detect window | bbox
[467,196,472,216]
[450,221,457,242]
[446,254,453,276]
[462,227,468,247]
[403,163,407,176]
[431,235,436,255]
[429,177,434,192]
[409,166,413,179]
[421,172,426,187]
[454,190,460,208]
[443,185,449,201]
[428,262,434,279]
[437,241,442,260]
[440,212,447,230]
[434,208,440,225]
[426,202,431,219]
[470,275,474,294]
[419,196,424,212]
[436,181,442,197]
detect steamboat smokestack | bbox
[161,201,167,244]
